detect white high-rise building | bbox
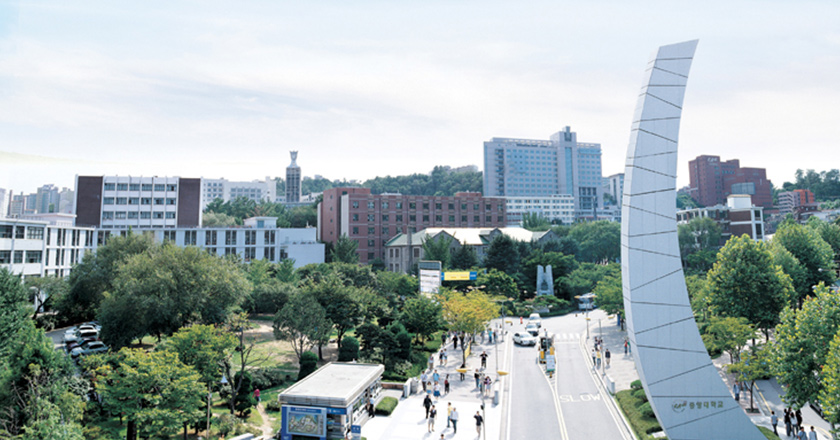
[201,177,276,208]
[504,195,575,226]
[483,126,604,219]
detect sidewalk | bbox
[585,309,834,439]
[363,325,508,440]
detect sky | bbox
[1,0,839,194]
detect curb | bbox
[578,332,636,440]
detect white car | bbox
[63,329,79,344]
[513,332,537,346]
[528,313,542,328]
[525,322,540,336]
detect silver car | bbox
[513,332,537,346]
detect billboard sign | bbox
[442,271,477,281]
[282,405,327,438]
[419,260,442,295]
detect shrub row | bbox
[615,389,663,438]
[375,397,398,416]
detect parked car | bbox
[528,313,542,328]
[71,340,109,359]
[63,329,79,344]
[513,332,537,346]
[77,329,99,342]
[525,322,540,336]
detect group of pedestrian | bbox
[590,337,611,369]
[421,369,451,401]
[423,399,474,435]
[780,407,815,439]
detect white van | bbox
[528,313,542,328]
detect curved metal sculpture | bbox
[621,40,764,440]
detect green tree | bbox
[375,271,418,298]
[25,275,69,322]
[400,296,442,342]
[450,245,479,270]
[99,244,250,347]
[0,268,31,355]
[58,233,154,323]
[769,242,810,308]
[244,279,296,314]
[706,235,793,336]
[818,332,840,434]
[559,263,620,302]
[808,217,840,258]
[288,204,318,228]
[438,288,500,365]
[521,212,551,231]
[773,222,836,305]
[422,235,453,269]
[568,221,620,263]
[160,325,236,384]
[298,352,319,380]
[94,348,204,440]
[330,234,359,264]
[678,217,721,256]
[202,212,238,227]
[305,276,365,349]
[273,293,331,362]
[483,234,520,275]
[727,345,772,412]
[592,272,623,316]
[772,284,840,410]
[701,316,755,364]
[476,269,520,300]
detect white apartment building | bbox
[75,175,202,229]
[201,177,276,208]
[0,215,94,279]
[91,216,324,268]
[505,195,575,226]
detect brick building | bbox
[777,189,816,215]
[688,155,772,208]
[318,188,506,264]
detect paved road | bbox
[507,314,628,440]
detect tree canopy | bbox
[772,222,836,305]
[273,292,331,361]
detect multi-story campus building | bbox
[777,189,816,216]
[201,177,276,208]
[676,194,765,244]
[286,151,302,204]
[688,155,773,208]
[504,194,575,226]
[483,126,603,218]
[0,214,94,279]
[603,173,624,206]
[318,188,506,264]
[74,175,202,229]
[91,216,323,268]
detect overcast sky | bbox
[2,1,839,194]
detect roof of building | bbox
[385,227,552,247]
[279,362,384,407]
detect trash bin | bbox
[410,377,419,395]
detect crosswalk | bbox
[552,333,581,343]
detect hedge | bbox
[375,397,398,416]
[615,389,663,438]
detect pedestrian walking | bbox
[480,351,488,369]
[624,338,628,355]
[591,348,596,367]
[433,369,440,383]
[797,427,807,440]
[605,349,611,367]
[423,395,433,419]
[479,374,485,394]
[733,382,740,401]
[770,410,778,436]
[421,371,428,392]
[428,353,435,370]
[474,411,483,436]
[254,388,260,403]
[446,403,452,428]
[434,382,441,400]
[596,349,602,367]
[427,382,433,397]
[450,408,459,434]
[796,409,803,430]
[809,426,817,440]
[459,365,465,381]
[444,375,450,394]
[484,376,492,396]
[784,408,792,437]
[441,332,446,348]
[474,370,480,389]
[441,350,448,366]
[428,405,437,432]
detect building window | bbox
[423,203,429,210]
[382,215,389,221]
[353,201,359,209]
[165,212,176,219]
[116,183,128,191]
[423,215,430,222]
[367,239,375,246]
[409,202,416,209]
[245,230,256,245]
[115,212,127,220]
[0,251,10,264]
[367,214,375,222]
[185,231,197,246]
[154,184,165,191]
[225,231,237,245]
[129,183,140,191]
[166,198,176,205]
[13,250,23,263]
[367,201,375,209]
[206,231,217,245]
[448,203,455,210]
[461,215,467,222]
[396,214,403,222]
[142,183,153,191]
[485,204,491,211]
[382,201,389,209]
[26,227,44,240]
[352,214,359,221]
[396,202,403,209]
[368,252,375,260]
[128,212,138,219]
[353,227,359,235]
[435,215,442,222]
[498,205,504,212]
[163,231,177,242]
[104,197,115,205]
[498,216,504,223]
[264,247,275,261]
[153,212,164,219]
[486,216,492,222]
[474,215,480,222]
[244,247,256,262]
[0,225,11,239]
[141,198,152,205]
[140,212,151,219]
[474,204,479,210]
[280,248,289,260]
[129,197,139,205]
[166,184,177,191]
[154,198,164,205]
[461,203,467,210]
[414,248,421,258]
[225,247,236,256]
[368,227,375,234]
[104,183,116,190]
[102,212,114,220]
[410,215,416,222]
[382,227,389,236]
[264,230,275,244]
[435,203,442,209]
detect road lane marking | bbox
[544,362,569,440]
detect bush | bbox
[299,351,319,380]
[632,388,648,402]
[638,402,654,418]
[251,367,286,390]
[266,400,282,412]
[375,396,398,416]
[339,336,360,362]
[615,389,662,439]
[630,380,643,390]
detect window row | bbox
[103,197,176,206]
[103,183,177,192]
[351,201,502,212]
[350,215,504,230]
[0,250,42,264]
[102,211,176,220]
